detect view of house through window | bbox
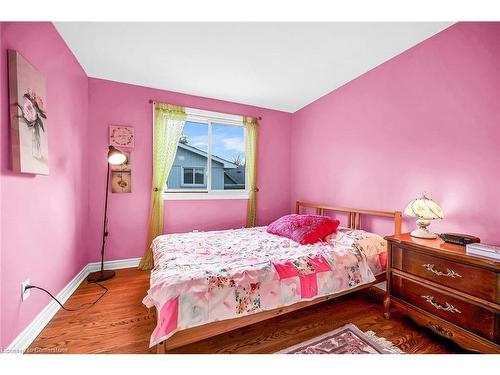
[166,118,246,193]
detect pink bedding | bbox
[143,226,387,347]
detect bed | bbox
[145,201,402,353]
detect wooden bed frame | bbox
[157,201,402,353]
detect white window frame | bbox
[164,108,249,200]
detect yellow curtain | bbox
[138,103,186,270]
[244,116,259,227]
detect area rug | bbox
[277,323,404,354]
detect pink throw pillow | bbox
[267,214,340,245]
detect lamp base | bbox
[410,228,438,239]
[87,270,115,283]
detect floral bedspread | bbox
[143,227,387,347]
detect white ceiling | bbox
[55,22,452,112]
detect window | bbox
[165,108,247,199]
[182,167,205,186]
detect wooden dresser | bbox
[384,233,500,353]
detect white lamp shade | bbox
[107,146,127,165]
[404,195,444,220]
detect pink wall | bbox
[291,22,500,244]
[0,22,89,348]
[0,22,3,347]
[87,78,291,262]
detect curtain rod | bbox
[148,99,262,120]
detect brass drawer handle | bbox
[422,263,462,278]
[428,322,453,338]
[421,295,461,314]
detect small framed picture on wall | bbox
[109,125,134,148]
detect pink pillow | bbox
[267,214,340,245]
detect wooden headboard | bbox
[295,201,402,236]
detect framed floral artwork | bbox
[8,50,49,175]
[109,125,134,148]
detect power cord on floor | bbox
[25,282,108,312]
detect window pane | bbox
[211,123,245,190]
[194,168,204,184]
[166,121,208,190]
[183,168,194,184]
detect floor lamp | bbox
[87,146,127,283]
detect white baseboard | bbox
[87,257,141,272]
[4,257,141,354]
[374,281,386,291]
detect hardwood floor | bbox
[28,268,467,354]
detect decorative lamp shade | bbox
[404,194,444,220]
[404,194,444,239]
[107,146,127,165]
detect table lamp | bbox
[87,146,127,283]
[404,194,444,239]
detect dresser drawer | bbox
[391,274,496,341]
[391,298,500,353]
[391,245,499,303]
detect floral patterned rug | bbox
[277,323,404,354]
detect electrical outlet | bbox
[21,279,30,301]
